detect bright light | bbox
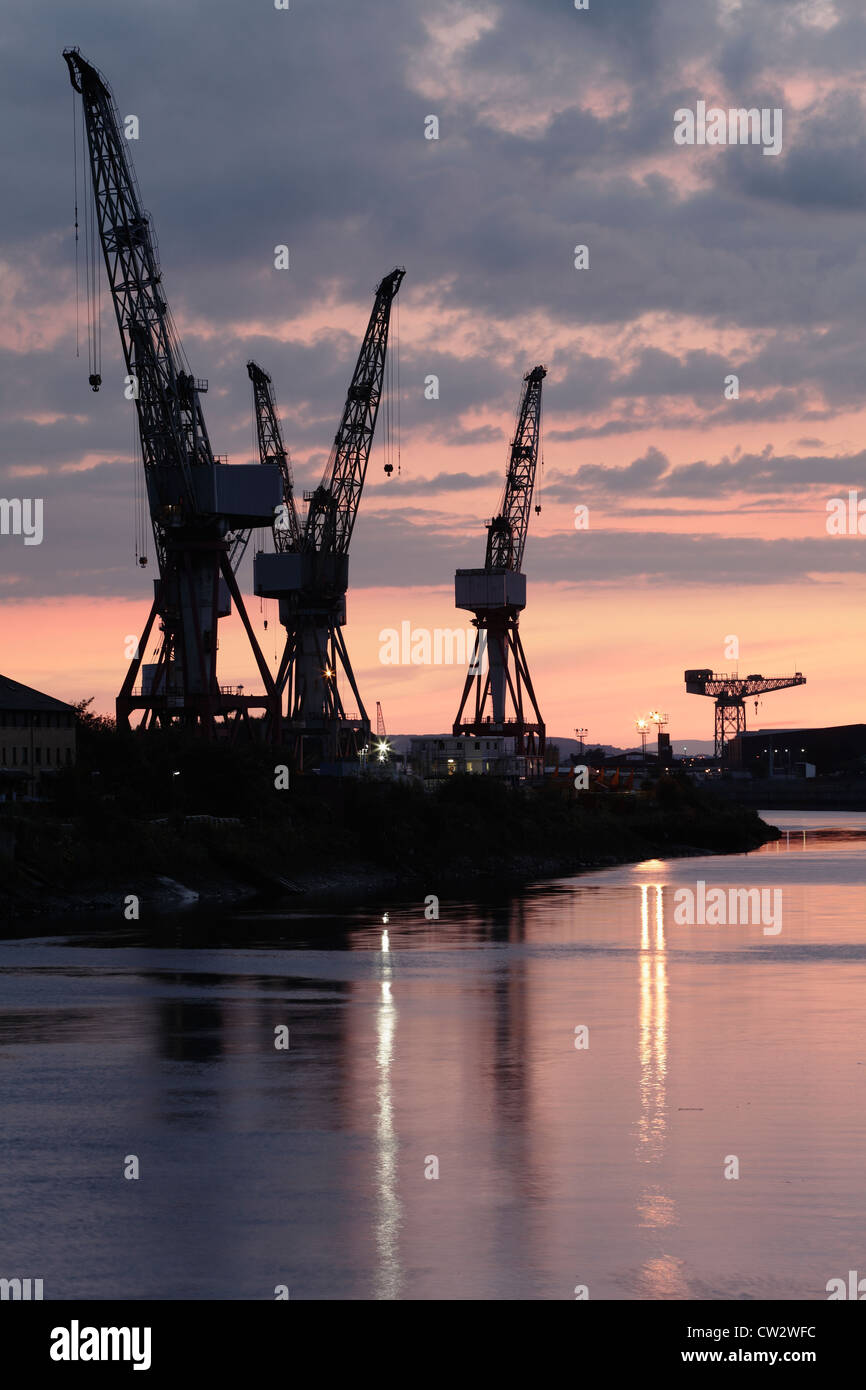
[381,929,390,952]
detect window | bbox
[35,747,41,765]
[22,747,28,764]
[56,748,61,766]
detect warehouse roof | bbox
[0,675,76,713]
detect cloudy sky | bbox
[2,0,865,746]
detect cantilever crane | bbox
[64,48,281,737]
[453,365,546,772]
[253,268,404,764]
[684,669,807,760]
[246,361,301,551]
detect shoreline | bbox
[0,828,781,928]
[1,766,783,928]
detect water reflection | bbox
[636,882,678,1292]
[373,932,401,1299]
[637,883,667,1162]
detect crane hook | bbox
[89,373,102,392]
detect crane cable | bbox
[381,295,401,478]
[382,312,391,476]
[395,295,401,477]
[79,102,102,389]
[536,386,544,516]
[72,92,80,359]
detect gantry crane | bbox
[252,269,404,764]
[684,669,807,760]
[64,49,281,737]
[453,365,546,772]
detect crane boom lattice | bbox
[684,669,807,760]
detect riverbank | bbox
[0,770,780,922]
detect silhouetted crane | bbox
[64,48,281,737]
[252,269,404,764]
[684,669,806,760]
[453,365,546,772]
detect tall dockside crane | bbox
[453,365,546,773]
[64,49,281,736]
[684,669,807,760]
[246,361,301,550]
[253,269,404,765]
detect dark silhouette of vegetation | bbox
[0,723,779,919]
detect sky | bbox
[1,0,865,748]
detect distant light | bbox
[382,912,389,924]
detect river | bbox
[1,809,864,1300]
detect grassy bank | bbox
[0,727,779,919]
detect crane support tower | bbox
[684,669,807,760]
[453,365,546,774]
[64,49,281,737]
[251,269,404,766]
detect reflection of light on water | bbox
[636,1184,676,1229]
[373,964,401,1299]
[638,884,668,1159]
[636,885,679,1276]
[636,1253,689,1298]
[381,929,390,952]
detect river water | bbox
[1,809,864,1301]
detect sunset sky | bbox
[2,0,865,748]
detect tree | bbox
[72,698,115,734]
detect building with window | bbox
[409,734,541,781]
[728,725,866,777]
[0,675,77,798]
